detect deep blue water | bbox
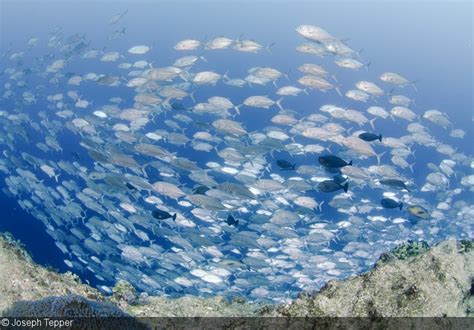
[0,1,472,300]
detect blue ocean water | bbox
[0,1,472,301]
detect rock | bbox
[269,240,473,317]
[124,295,261,317]
[3,295,147,329]
[0,233,102,314]
[4,294,128,317]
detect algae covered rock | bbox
[459,239,473,253]
[111,280,138,306]
[378,240,430,263]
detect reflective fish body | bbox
[128,45,150,55]
[206,37,234,50]
[174,39,201,51]
[355,80,384,96]
[298,75,340,95]
[379,72,411,86]
[295,25,335,43]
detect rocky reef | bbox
[271,239,473,317]
[0,232,472,318]
[0,233,103,314]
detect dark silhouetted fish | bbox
[193,185,210,195]
[381,198,403,210]
[152,209,177,220]
[318,180,349,193]
[276,159,295,170]
[226,214,239,227]
[359,132,382,142]
[380,179,410,191]
[318,155,352,168]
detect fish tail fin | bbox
[365,61,371,72]
[303,88,309,95]
[348,160,353,166]
[223,70,230,81]
[284,69,290,80]
[331,74,338,83]
[276,97,284,110]
[399,202,403,210]
[335,86,342,97]
[179,73,188,82]
[121,27,126,34]
[266,42,275,53]
[409,162,415,174]
[369,117,377,130]
[410,79,419,92]
[54,174,60,182]
[292,164,296,170]
[376,151,386,166]
[317,200,325,212]
[234,104,241,115]
[172,213,177,220]
[388,87,394,98]
[273,80,278,88]
[343,182,349,193]
[378,134,382,142]
[189,91,196,103]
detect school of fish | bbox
[0,11,472,303]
